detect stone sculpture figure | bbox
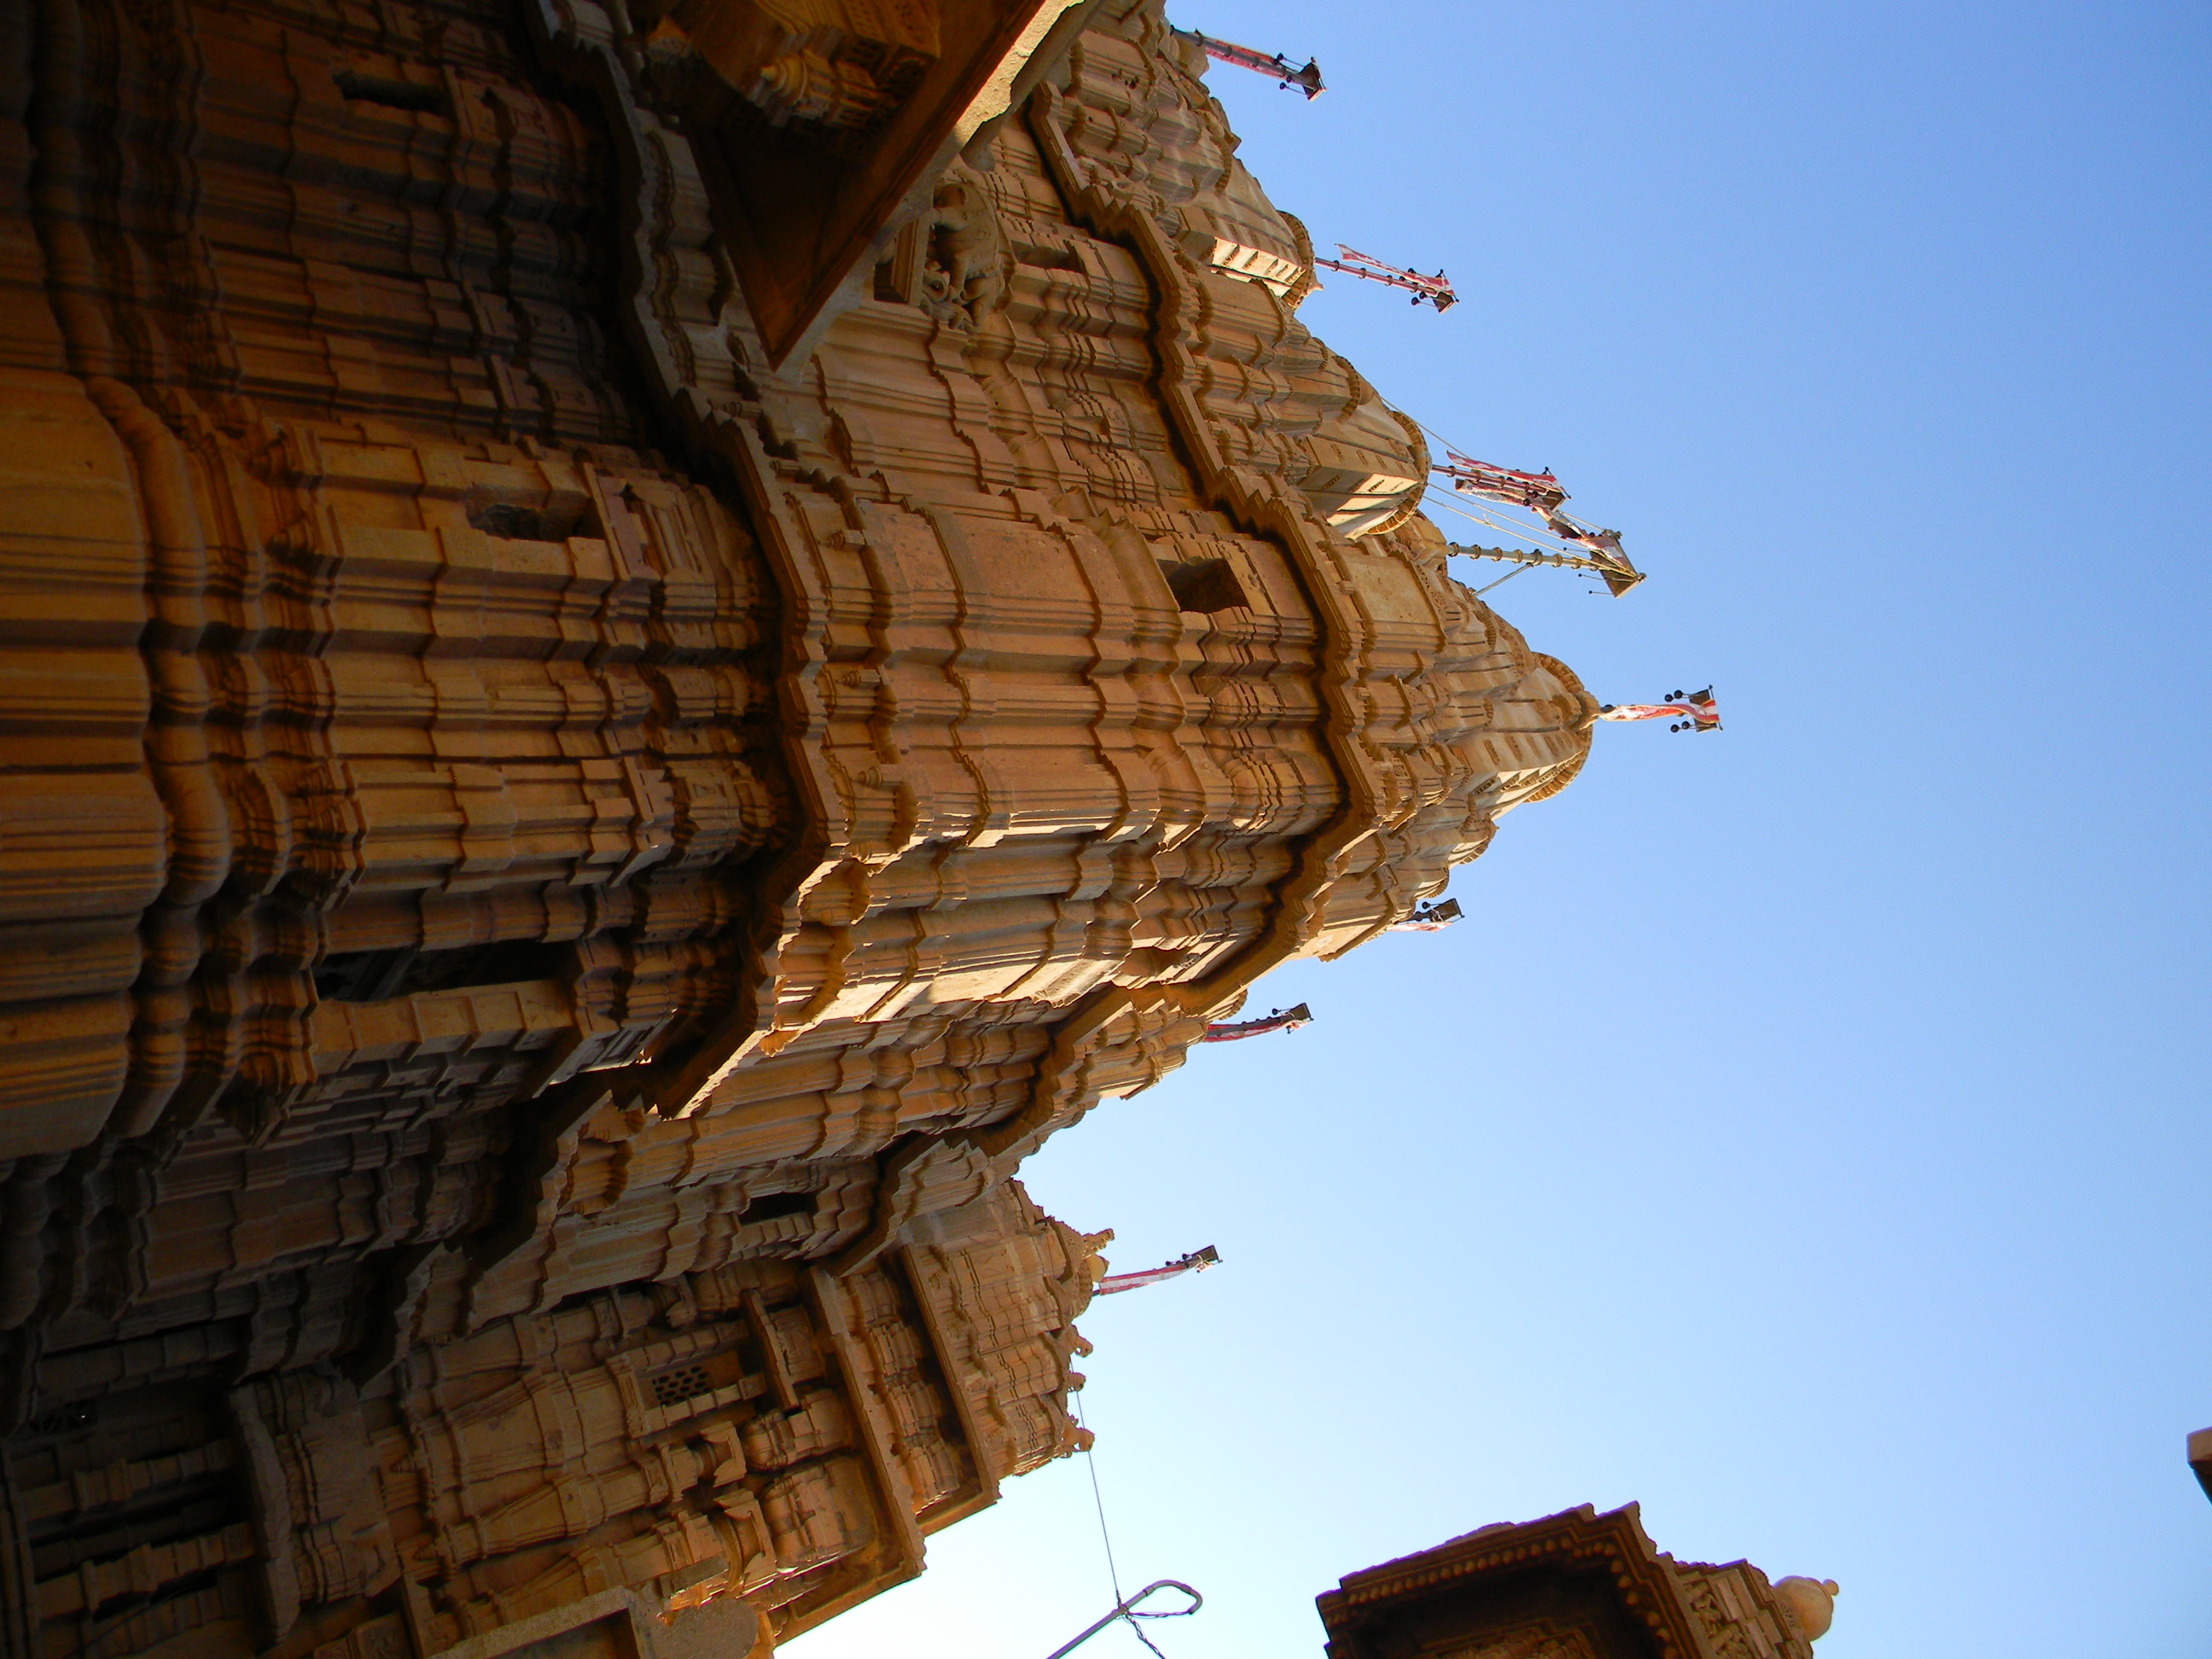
[0,0,1600,1652]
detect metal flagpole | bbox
[1167,27,1324,96]
[1095,1245,1220,1295]
[1433,451,1644,594]
[1043,1581,1204,1659]
[1312,245,1458,309]
[1200,1003,1313,1042]
[1595,688,1721,732]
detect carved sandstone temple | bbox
[1318,1506,1841,1659]
[0,1,1598,1656]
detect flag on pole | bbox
[1597,688,1720,732]
[1096,1245,1221,1295]
[1199,1003,1313,1042]
[1437,450,1568,513]
[1171,29,1324,97]
[1388,898,1463,932]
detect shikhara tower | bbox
[0,2,1596,1655]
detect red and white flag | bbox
[1200,1004,1312,1043]
[1437,450,1568,512]
[1388,898,1462,933]
[1597,688,1720,732]
[1096,1246,1221,1296]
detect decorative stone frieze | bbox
[1318,1506,1838,1659]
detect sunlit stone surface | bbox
[0,1,1596,1652]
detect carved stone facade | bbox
[1318,1507,1839,1659]
[0,0,1598,1653]
[3,1179,1096,1658]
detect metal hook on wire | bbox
[1042,1580,1203,1659]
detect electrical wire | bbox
[1073,1393,1123,1606]
[1374,387,1638,597]
[1417,479,1557,533]
[1422,487,1579,554]
[1071,1393,1179,1657]
[1124,1615,1173,1659]
[1423,494,1563,549]
[1388,401,1504,476]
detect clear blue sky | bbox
[793,3,2211,1655]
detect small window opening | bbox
[315,939,573,1003]
[466,498,595,541]
[738,1191,817,1225]
[335,67,447,114]
[1159,557,1249,614]
[650,1362,717,1408]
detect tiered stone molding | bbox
[0,1,1598,1654]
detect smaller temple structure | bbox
[1317,1505,1838,1659]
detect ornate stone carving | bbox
[915,160,1011,329]
[1318,1506,1837,1659]
[626,0,1095,363]
[654,0,942,135]
[1433,1634,1595,1659]
[3,1180,1092,1658]
[0,0,1601,1651]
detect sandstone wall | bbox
[0,0,1598,1652]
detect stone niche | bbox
[1316,1505,1839,1659]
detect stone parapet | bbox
[1318,1505,1837,1659]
